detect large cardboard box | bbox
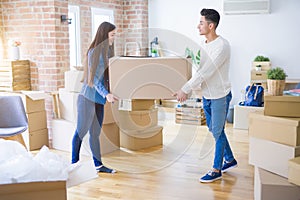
[109,57,192,99]
[22,128,49,151]
[254,167,300,200]
[249,137,300,178]
[27,110,47,132]
[249,113,300,147]
[0,181,67,200]
[288,157,300,186]
[51,119,119,155]
[233,105,264,130]
[264,95,300,117]
[120,125,163,151]
[117,109,158,131]
[118,99,155,111]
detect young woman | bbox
[71,22,119,173]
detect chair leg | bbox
[2,135,27,150]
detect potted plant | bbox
[253,55,271,71]
[267,67,287,96]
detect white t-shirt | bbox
[181,36,231,99]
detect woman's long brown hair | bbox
[82,21,116,88]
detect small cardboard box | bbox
[0,181,67,200]
[109,57,192,99]
[120,125,163,151]
[288,157,300,186]
[22,128,49,151]
[254,167,300,200]
[117,109,158,131]
[233,105,264,130]
[252,61,271,71]
[249,137,300,178]
[118,99,155,111]
[27,110,47,132]
[251,70,267,81]
[264,95,300,117]
[249,113,300,147]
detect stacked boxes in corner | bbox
[118,99,163,151]
[248,95,300,199]
[19,91,49,151]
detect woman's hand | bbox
[106,93,119,103]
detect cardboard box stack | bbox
[0,91,49,150]
[51,70,120,156]
[248,94,300,200]
[251,61,271,89]
[117,99,163,151]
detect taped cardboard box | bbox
[249,112,300,147]
[109,57,192,99]
[120,125,163,151]
[264,95,300,117]
[117,109,158,131]
[0,181,67,200]
[288,157,300,186]
[27,110,47,132]
[254,167,300,200]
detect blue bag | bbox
[239,84,264,107]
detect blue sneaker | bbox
[199,170,222,183]
[221,159,238,173]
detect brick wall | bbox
[0,0,149,141]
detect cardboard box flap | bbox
[249,112,300,126]
[265,95,300,103]
[21,91,49,100]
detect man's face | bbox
[197,16,213,35]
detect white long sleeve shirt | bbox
[181,36,231,99]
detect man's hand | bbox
[106,93,119,103]
[173,90,188,103]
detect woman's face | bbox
[108,29,116,45]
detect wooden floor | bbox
[62,108,253,200]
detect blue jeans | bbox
[71,95,104,167]
[203,92,234,170]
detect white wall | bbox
[149,0,300,104]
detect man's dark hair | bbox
[200,8,220,28]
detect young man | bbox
[173,8,237,183]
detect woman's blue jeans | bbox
[202,92,234,170]
[71,95,104,167]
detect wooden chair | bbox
[0,96,28,148]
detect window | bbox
[68,5,81,69]
[91,8,114,39]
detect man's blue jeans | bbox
[71,95,104,167]
[202,92,234,170]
